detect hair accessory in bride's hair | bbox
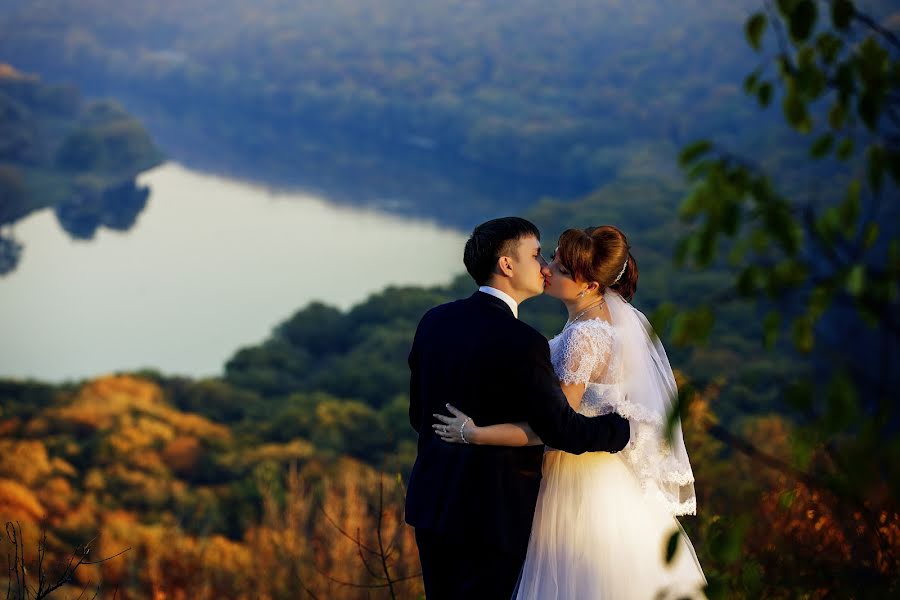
[612,256,628,284]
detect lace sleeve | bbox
[550,322,612,385]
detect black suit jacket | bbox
[405,291,630,555]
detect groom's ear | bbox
[497,255,514,278]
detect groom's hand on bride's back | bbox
[599,412,630,453]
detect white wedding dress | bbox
[514,293,707,599]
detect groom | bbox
[405,217,630,599]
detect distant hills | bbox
[3,1,895,224]
[0,0,792,222]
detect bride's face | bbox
[543,247,585,301]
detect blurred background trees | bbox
[668,1,899,596]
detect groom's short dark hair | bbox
[463,217,541,285]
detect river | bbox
[0,162,467,381]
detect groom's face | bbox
[508,235,550,300]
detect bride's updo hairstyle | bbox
[555,225,639,302]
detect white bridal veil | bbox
[604,290,697,516]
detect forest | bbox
[0,0,856,224]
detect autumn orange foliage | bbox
[677,380,900,597]
[1,375,423,598]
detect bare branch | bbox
[375,475,397,599]
[82,546,132,566]
[853,11,900,53]
[317,507,381,555]
[315,570,422,589]
[354,528,382,579]
[3,523,129,600]
[74,579,92,600]
[763,0,795,84]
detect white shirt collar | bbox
[478,286,518,318]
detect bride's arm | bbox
[433,405,542,446]
[433,381,586,447]
[470,421,542,446]
[560,381,586,412]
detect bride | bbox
[434,225,707,599]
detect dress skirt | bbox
[513,449,707,599]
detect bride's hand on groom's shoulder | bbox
[433,404,474,444]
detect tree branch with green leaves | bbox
[668,1,899,596]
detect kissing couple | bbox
[405,217,707,599]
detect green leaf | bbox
[831,0,854,29]
[828,101,846,129]
[737,265,762,296]
[789,1,817,42]
[857,35,889,85]
[777,53,794,77]
[862,222,879,249]
[808,285,832,319]
[778,489,797,509]
[727,236,752,266]
[696,230,716,267]
[817,205,841,243]
[887,149,900,185]
[776,0,800,17]
[791,314,815,353]
[846,264,865,296]
[678,140,712,167]
[709,515,750,564]
[797,45,816,70]
[786,379,814,411]
[671,307,714,345]
[808,67,827,99]
[679,187,706,219]
[809,133,834,158]
[792,430,816,469]
[782,90,811,132]
[650,302,677,332]
[836,137,855,160]
[665,529,680,564]
[834,62,855,97]
[686,158,714,180]
[772,259,807,289]
[666,385,692,443]
[839,179,861,224]
[757,82,774,107]
[741,561,764,594]
[670,313,689,346]
[705,579,729,600]
[745,12,768,50]
[823,371,859,433]
[763,310,781,350]
[857,91,881,131]
[743,70,760,93]
[867,145,885,192]
[815,32,843,64]
[749,228,769,252]
[722,198,740,235]
[673,236,691,266]
[693,306,715,340]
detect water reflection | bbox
[54,180,150,240]
[0,228,22,275]
[1,175,152,276]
